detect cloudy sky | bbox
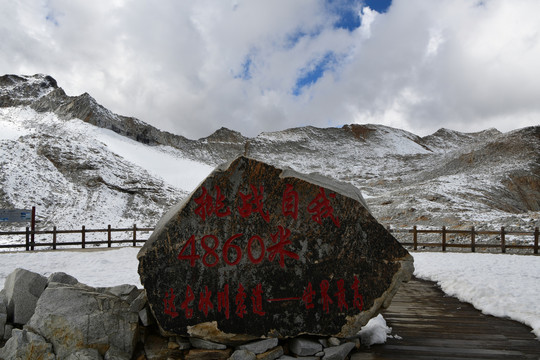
[1,0,539,139]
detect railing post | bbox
[471,226,476,253]
[534,227,538,255]
[25,226,30,251]
[31,206,36,251]
[133,224,137,247]
[82,225,86,249]
[413,225,418,250]
[442,226,447,252]
[501,226,506,254]
[53,226,57,250]
[108,225,112,248]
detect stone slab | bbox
[138,156,413,339]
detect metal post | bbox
[471,226,476,253]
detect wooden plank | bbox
[351,277,540,359]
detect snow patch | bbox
[358,314,393,346]
[413,252,540,338]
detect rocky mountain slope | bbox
[1,74,539,243]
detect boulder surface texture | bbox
[3,268,48,325]
[25,282,139,359]
[138,156,413,339]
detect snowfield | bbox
[0,249,538,340]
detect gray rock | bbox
[139,306,154,327]
[276,356,297,360]
[256,346,283,360]
[99,284,140,304]
[0,329,55,360]
[322,342,355,360]
[237,338,279,354]
[128,290,147,313]
[328,337,341,346]
[3,323,14,340]
[190,337,228,350]
[318,338,329,348]
[289,337,323,356]
[4,268,48,324]
[48,271,79,285]
[25,282,139,359]
[229,349,256,360]
[65,348,103,360]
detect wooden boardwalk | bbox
[353,277,540,360]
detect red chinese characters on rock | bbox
[238,185,270,223]
[170,183,348,321]
[282,184,299,220]
[192,183,340,228]
[307,187,340,228]
[163,277,364,319]
[268,226,299,268]
[194,186,231,221]
[181,184,341,269]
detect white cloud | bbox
[1,0,539,139]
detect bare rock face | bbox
[138,156,413,340]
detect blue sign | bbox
[0,209,33,222]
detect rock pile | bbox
[1,269,390,360]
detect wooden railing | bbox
[1,224,538,254]
[389,226,539,255]
[0,225,154,251]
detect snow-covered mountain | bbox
[1,74,539,240]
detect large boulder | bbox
[138,156,413,340]
[25,282,139,359]
[3,268,48,324]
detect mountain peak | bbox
[202,127,247,143]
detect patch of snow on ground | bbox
[358,314,393,346]
[413,252,540,339]
[0,248,141,289]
